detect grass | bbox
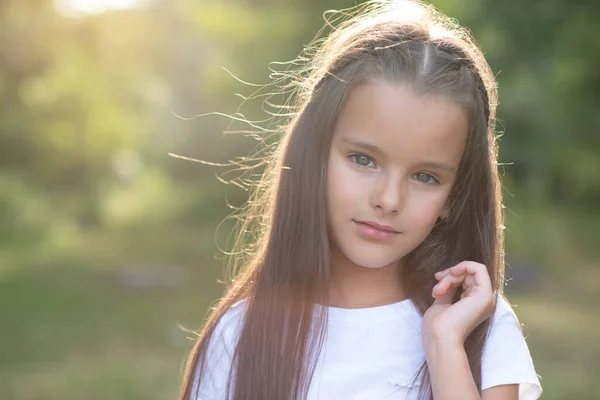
[0,215,598,399]
[510,278,600,398]
[0,224,226,400]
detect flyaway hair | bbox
[180,1,503,399]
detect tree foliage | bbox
[0,0,598,239]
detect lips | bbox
[352,220,401,242]
[354,220,399,233]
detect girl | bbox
[180,1,541,399]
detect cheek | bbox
[405,194,447,228]
[327,158,363,211]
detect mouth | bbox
[353,220,400,240]
[354,220,399,233]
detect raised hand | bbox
[422,261,496,347]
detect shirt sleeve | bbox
[481,294,542,399]
[191,304,244,400]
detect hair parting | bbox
[180,1,504,399]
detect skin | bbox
[326,82,517,398]
[326,82,466,307]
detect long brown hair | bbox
[180,1,503,399]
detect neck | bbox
[326,248,407,309]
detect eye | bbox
[413,172,439,185]
[349,153,376,168]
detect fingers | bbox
[435,262,489,283]
[432,271,466,303]
[434,269,450,280]
[434,270,464,290]
[450,261,492,292]
[432,261,492,301]
[429,262,497,338]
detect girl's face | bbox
[326,82,469,270]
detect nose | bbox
[370,171,406,215]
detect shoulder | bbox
[217,298,248,330]
[190,299,248,400]
[211,298,248,352]
[482,294,542,399]
[487,294,521,333]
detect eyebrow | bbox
[339,136,457,172]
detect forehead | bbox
[333,83,469,165]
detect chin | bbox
[343,248,402,269]
[329,230,407,270]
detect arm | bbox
[425,339,518,400]
[425,340,478,399]
[422,261,520,400]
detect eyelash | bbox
[347,153,440,185]
[349,153,376,168]
[414,172,439,185]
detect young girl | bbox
[180,1,541,399]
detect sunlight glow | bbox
[55,0,142,16]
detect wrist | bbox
[423,334,464,362]
[424,342,478,400]
[422,322,465,345]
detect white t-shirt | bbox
[192,295,542,399]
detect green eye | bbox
[414,173,438,184]
[350,154,375,167]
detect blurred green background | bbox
[1,0,598,399]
